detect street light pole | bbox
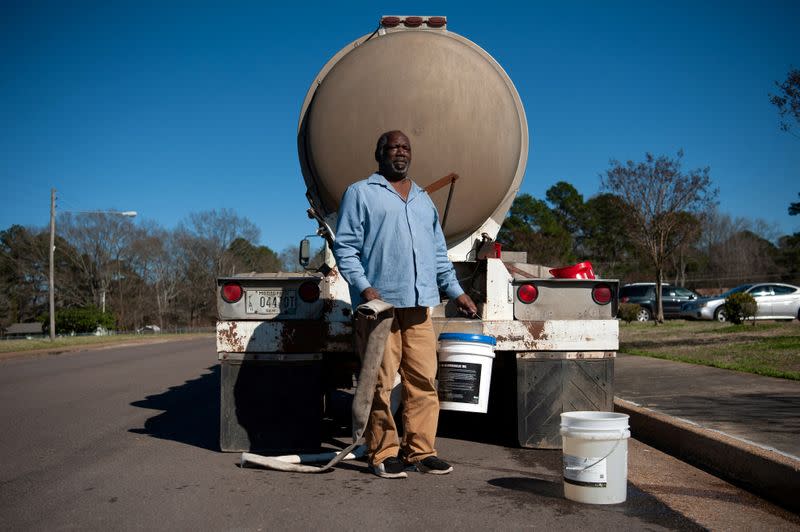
[47,189,137,341]
[49,189,56,341]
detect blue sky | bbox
[2,1,798,253]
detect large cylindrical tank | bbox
[298,18,528,250]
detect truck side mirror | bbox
[299,238,311,267]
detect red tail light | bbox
[592,284,613,305]
[381,16,401,27]
[299,281,321,303]
[403,16,423,27]
[517,284,538,304]
[426,16,446,27]
[222,282,243,303]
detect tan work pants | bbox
[356,306,439,465]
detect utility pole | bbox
[47,195,137,339]
[49,188,56,341]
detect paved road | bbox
[0,339,797,530]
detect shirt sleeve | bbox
[332,185,372,296]
[431,199,465,300]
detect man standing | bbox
[333,130,478,479]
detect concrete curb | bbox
[614,397,800,514]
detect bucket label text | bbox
[437,361,481,404]
[563,455,608,487]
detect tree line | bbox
[499,153,798,304]
[0,209,294,333]
[3,174,796,333]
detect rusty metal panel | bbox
[516,358,614,449]
[432,319,619,351]
[319,267,354,323]
[218,316,618,354]
[516,351,615,360]
[486,320,619,351]
[483,258,514,320]
[216,320,353,354]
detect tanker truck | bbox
[216,16,619,453]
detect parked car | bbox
[619,283,702,321]
[680,283,800,322]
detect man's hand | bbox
[454,293,478,318]
[361,287,381,302]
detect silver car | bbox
[680,283,800,322]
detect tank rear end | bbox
[298,16,529,252]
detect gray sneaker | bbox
[415,456,453,475]
[370,456,408,479]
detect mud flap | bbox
[516,356,614,449]
[220,355,323,453]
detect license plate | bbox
[246,289,297,315]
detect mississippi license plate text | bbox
[246,289,297,315]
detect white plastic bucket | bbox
[437,333,496,413]
[560,411,630,504]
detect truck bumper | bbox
[433,319,619,351]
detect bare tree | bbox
[279,245,303,273]
[667,211,702,287]
[696,210,781,287]
[179,208,260,276]
[125,223,182,330]
[174,209,261,326]
[56,213,140,314]
[148,230,181,330]
[603,151,717,322]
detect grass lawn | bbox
[0,332,213,355]
[619,319,800,380]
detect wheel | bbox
[636,307,651,322]
[714,308,727,322]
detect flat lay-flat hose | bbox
[241,299,394,473]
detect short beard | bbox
[390,160,409,176]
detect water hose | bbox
[240,298,395,473]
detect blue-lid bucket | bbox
[438,332,497,346]
[437,333,496,413]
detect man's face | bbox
[379,132,412,179]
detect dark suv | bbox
[619,283,701,321]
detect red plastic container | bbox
[549,261,596,279]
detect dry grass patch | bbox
[0,333,213,356]
[619,320,800,380]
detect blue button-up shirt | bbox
[333,173,464,308]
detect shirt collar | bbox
[367,173,423,201]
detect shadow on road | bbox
[487,477,704,530]
[129,365,220,451]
